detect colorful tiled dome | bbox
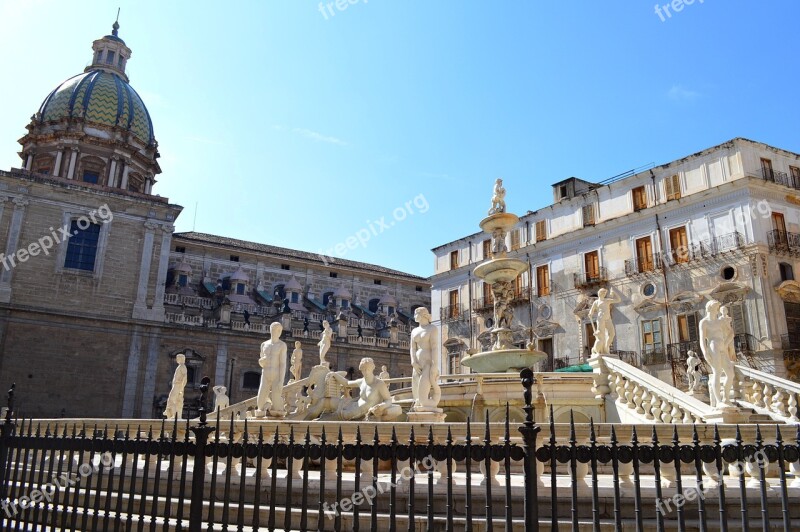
[37,69,154,145]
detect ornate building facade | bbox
[432,138,800,386]
[0,24,429,418]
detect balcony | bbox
[573,267,608,289]
[610,349,641,367]
[440,305,465,322]
[511,285,532,305]
[713,232,745,253]
[624,254,663,277]
[641,347,667,366]
[762,167,800,190]
[472,297,494,312]
[781,333,800,351]
[768,230,800,255]
[663,240,715,266]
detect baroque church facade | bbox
[0,24,430,418]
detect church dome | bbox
[37,69,154,145]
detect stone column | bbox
[0,197,29,289]
[121,326,143,418]
[144,177,153,195]
[138,331,162,418]
[24,154,32,171]
[150,224,173,318]
[132,221,158,319]
[53,148,63,177]
[66,148,78,179]
[107,157,118,187]
[120,163,130,190]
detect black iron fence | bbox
[1,376,800,531]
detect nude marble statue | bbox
[256,322,288,417]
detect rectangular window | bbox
[374,279,381,285]
[559,184,568,200]
[178,274,188,287]
[329,272,338,278]
[230,255,240,262]
[82,171,99,184]
[449,289,459,318]
[632,186,647,211]
[761,158,774,180]
[677,313,699,343]
[535,220,547,242]
[635,237,653,272]
[791,166,800,187]
[665,174,681,201]
[449,353,460,374]
[106,51,115,64]
[669,226,689,264]
[450,250,459,270]
[772,212,787,233]
[64,221,100,271]
[584,250,600,281]
[416,286,423,292]
[510,230,521,251]
[482,239,491,259]
[582,204,595,227]
[536,265,550,297]
[175,246,186,253]
[236,284,245,295]
[641,319,663,353]
[281,264,290,270]
[291,293,299,303]
[482,282,493,306]
[36,167,50,175]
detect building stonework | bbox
[432,138,800,387]
[0,24,430,419]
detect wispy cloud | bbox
[292,127,348,146]
[667,85,700,102]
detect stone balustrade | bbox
[596,355,716,424]
[736,364,800,422]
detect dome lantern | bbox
[86,21,132,82]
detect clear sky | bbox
[1,1,798,278]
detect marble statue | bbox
[256,322,288,417]
[587,287,620,356]
[326,357,402,421]
[213,385,230,411]
[379,365,390,380]
[699,300,736,408]
[410,307,442,412]
[163,354,187,419]
[318,320,333,365]
[686,351,702,394]
[491,281,515,329]
[290,341,303,382]
[489,178,506,215]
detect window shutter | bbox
[730,303,746,335]
[687,312,699,342]
[582,204,595,226]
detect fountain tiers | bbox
[459,192,547,374]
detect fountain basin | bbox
[473,258,528,284]
[479,212,520,233]
[460,348,547,373]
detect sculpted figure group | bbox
[699,300,738,408]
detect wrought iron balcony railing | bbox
[624,254,663,277]
[440,305,465,322]
[472,297,494,312]
[762,167,800,189]
[768,229,800,255]
[712,231,745,253]
[641,347,667,366]
[573,267,608,289]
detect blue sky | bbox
[1,1,798,277]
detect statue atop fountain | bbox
[460,180,547,374]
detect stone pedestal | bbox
[406,410,446,423]
[704,406,749,424]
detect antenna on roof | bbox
[192,201,198,231]
[116,7,120,23]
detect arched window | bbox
[242,371,260,390]
[323,291,334,306]
[78,156,106,185]
[780,262,795,282]
[368,298,380,313]
[273,284,286,300]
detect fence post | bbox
[519,369,540,531]
[188,377,215,532]
[0,384,15,502]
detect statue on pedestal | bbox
[326,357,401,421]
[163,354,187,419]
[699,300,736,408]
[686,351,702,394]
[489,178,506,215]
[410,307,442,412]
[256,322,288,417]
[318,320,333,365]
[588,287,620,356]
[379,365,390,380]
[290,341,303,382]
[213,385,230,411]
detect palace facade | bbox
[431,138,800,386]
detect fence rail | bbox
[1,379,799,530]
